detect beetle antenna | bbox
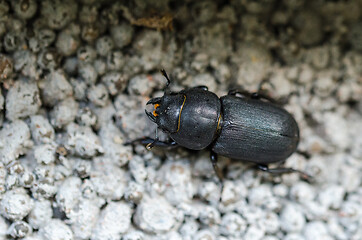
[161,69,171,86]
[161,69,171,94]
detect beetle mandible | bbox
[133,70,308,180]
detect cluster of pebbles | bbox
[0,0,361,239]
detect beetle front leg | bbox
[125,137,178,149]
[210,151,224,181]
[257,164,313,181]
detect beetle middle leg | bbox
[257,164,313,180]
[228,89,277,103]
[194,85,208,91]
[210,151,224,182]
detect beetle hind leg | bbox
[257,164,313,181]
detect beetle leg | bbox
[210,151,224,182]
[125,137,178,149]
[257,164,313,181]
[194,85,208,91]
[228,89,277,104]
[250,92,276,103]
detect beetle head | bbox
[146,93,184,133]
[145,69,184,133]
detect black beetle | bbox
[133,70,309,180]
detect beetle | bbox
[132,70,309,180]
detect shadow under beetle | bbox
[131,70,310,180]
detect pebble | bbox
[303,221,332,240]
[199,205,221,226]
[128,74,156,96]
[192,154,215,179]
[11,0,37,19]
[219,212,247,238]
[124,181,144,204]
[90,161,126,200]
[293,10,323,46]
[197,181,221,205]
[5,80,41,121]
[37,48,62,71]
[234,42,271,87]
[33,144,56,165]
[29,115,55,144]
[327,217,348,240]
[91,201,131,240]
[185,73,218,93]
[36,29,56,49]
[56,29,80,56]
[110,23,134,49]
[289,182,316,204]
[133,30,163,71]
[50,97,79,128]
[244,225,265,240]
[160,159,194,205]
[38,219,73,240]
[96,36,114,57]
[134,196,182,234]
[22,233,44,240]
[28,200,52,230]
[317,185,345,209]
[76,107,97,127]
[348,21,362,52]
[0,120,32,165]
[41,0,77,30]
[12,50,39,79]
[8,220,32,238]
[0,217,7,240]
[280,204,306,232]
[101,71,128,96]
[40,70,73,107]
[220,180,248,207]
[55,176,82,215]
[193,229,216,240]
[179,219,199,239]
[122,230,145,240]
[98,122,132,167]
[258,212,280,235]
[65,123,103,157]
[302,201,328,221]
[19,169,35,189]
[87,84,110,107]
[106,51,125,71]
[248,184,273,207]
[78,63,98,85]
[77,45,97,63]
[284,233,304,240]
[67,199,99,240]
[0,188,34,221]
[268,69,295,97]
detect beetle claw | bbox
[147,97,162,105]
[145,110,156,122]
